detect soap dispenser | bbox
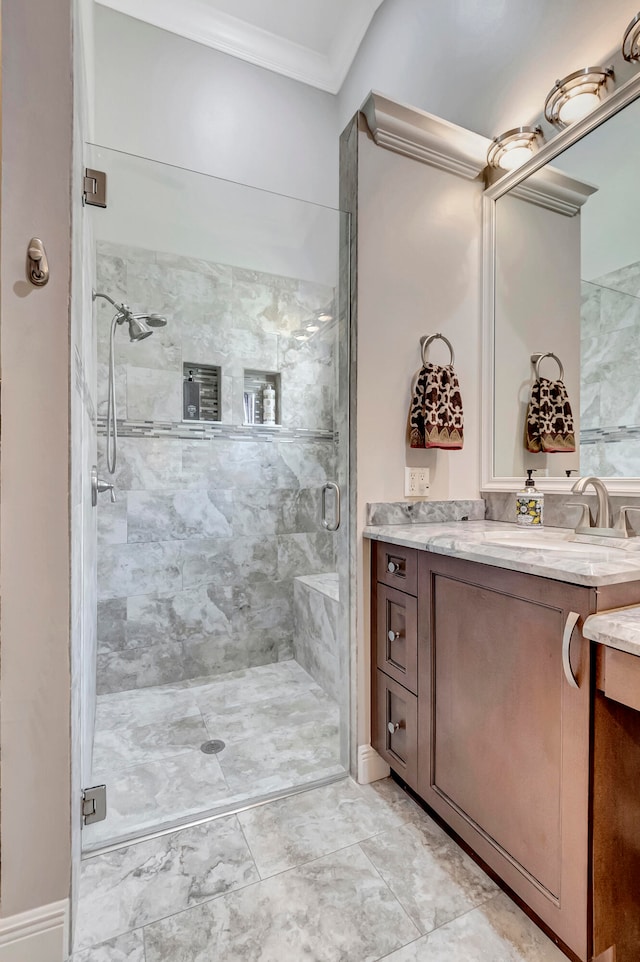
[516,470,544,526]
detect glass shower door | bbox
[80,144,351,851]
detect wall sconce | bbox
[622,12,640,61]
[486,126,545,170]
[544,67,614,127]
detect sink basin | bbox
[483,532,625,554]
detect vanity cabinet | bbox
[371,541,640,962]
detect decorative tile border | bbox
[96,416,335,444]
[580,425,640,445]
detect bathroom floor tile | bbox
[75,815,258,951]
[360,819,499,935]
[83,750,230,847]
[87,660,343,847]
[72,929,146,962]
[379,891,567,961]
[142,845,420,962]
[237,777,405,878]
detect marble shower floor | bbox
[73,776,567,962]
[84,660,344,849]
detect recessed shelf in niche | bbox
[183,363,221,422]
[243,370,280,426]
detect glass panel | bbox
[83,144,350,851]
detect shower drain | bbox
[201,739,225,755]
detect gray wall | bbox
[96,241,337,693]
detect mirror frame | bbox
[482,70,640,494]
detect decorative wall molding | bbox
[510,166,598,217]
[357,744,390,784]
[361,91,491,179]
[96,0,382,93]
[0,899,69,962]
[96,416,334,444]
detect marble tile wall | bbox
[96,242,339,693]
[581,263,640,476]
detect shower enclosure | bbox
[77,145,351,851]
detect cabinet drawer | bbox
[376,541,417,595]
[372,670,418,789]
[596,645,640,712]
[376,584,418,693]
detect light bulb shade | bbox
[622,12,640,62]
[544,66,614,128]
[486,126,545,170]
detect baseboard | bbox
[357,744,390,784]
[0,899,69,962]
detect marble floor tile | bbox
[75,815,258,951]
[218,717,341,795]
[380,891,567,961]
[201,687,337,746]
[87,661,344,847]
[72,929,145,962]
[238,777,405,878]
[143,845,420,962]
[360,819,499,935]
[92,711,209,773]
[95,684,201,730]
[84,750,229,847]
[188,659,324,715]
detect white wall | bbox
[339,0,640,137]
[93,5,339,208]
[0,0,73,937]
[355,119,483,756]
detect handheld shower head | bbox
[127,315,153,341]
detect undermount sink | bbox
[483,531,626,554]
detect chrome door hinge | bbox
[83,168,107,208]
[82,784,107,825]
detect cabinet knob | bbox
[387,721,401,734]
[388,629,403,642]
[387,561,397,573]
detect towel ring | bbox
[531,351,564,381]
[421,333,455,366]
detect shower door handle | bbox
[321,482,340,532]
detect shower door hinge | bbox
[82,784,107,825]
[83,168,107,208]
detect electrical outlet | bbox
[405,467,430,498]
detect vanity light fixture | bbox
[306,323,320,333]
[544,66,614,127]
[622,12,640,61]
[316,310,333,322]
[293,329,309,341]
[486,126,545,170]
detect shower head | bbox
[93,291,168,340]
[132,312,168,328]
[127,315,153,341]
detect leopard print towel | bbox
[525,377,576,453]
[408,363,464,449]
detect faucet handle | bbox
[614,505,640,538]
[565,501,592,531]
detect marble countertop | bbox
[363,520,640,587]
[583,606,640,657]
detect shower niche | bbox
[182,363,221,422]
[243,370,280,426]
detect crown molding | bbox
[510,165,598,216]
[361,91,491,179]
[96,0,382,94]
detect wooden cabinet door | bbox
[417,553,594,962]
[375,584,418,694]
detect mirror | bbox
[487,77,640,487]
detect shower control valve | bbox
[91,466,116,506]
